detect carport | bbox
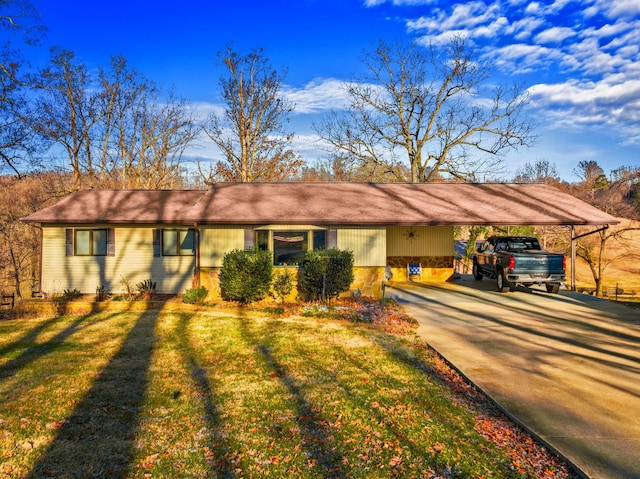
[387,281,640,479]
[404,182,620,290]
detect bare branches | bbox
[315,36,537,183]
[203,46,302,182]
[32,50,198,189]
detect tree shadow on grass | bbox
[26,312,157,478]
[236,313,349,478]
[0,313,116,382]
[176,313,237,477]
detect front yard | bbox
[0,303,577,478]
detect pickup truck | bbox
[472,236,566,293]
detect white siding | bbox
[41,225,195,295]
[336,227,386,267]
[199,226,244,267]
[386,226,454,257]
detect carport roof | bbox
[22,182,619,226]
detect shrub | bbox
[136,279,156,299]
[300,248,354,301]
[182,286,208,304]
[220,248,273,303]
[271,267,294,303]
[61,288,81,300]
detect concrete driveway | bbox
[386,278,640,479]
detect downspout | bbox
[194,223,201,288]
[37,225,43,296]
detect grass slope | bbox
[0,308,576,478]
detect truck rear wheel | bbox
[497,270,511,293]
[472,260,483,280]
[546,283,560,294]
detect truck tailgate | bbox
[515,253,564,272]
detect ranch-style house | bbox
[22,182,618,299]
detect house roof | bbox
[22,182,619,226]
[22,189,204,224]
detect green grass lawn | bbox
[0,305,577,478]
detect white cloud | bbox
[568,37,630,74]
[524,2,542,15]
[408,1,501,32]
[534,26,577,44]
[363,0,435,6]
[529,76,640,143]
[597,0,640,18]
[415,29,469,46]
[290,133,325,160]
[283,79,350,114]
[191,101,225,121]
[508,16,546,40]
[484,43,564,73]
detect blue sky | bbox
[23,0,640,181]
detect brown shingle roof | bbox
[22,189,204,224]
[22,183,619,226]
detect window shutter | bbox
[244,227,255,249]
[327,229,338,249]
[152,229,161,257]
[107,228,115,256]
[65,229,74,256]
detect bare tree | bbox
[315,37,536,183]
[514,159,560,184]
[33,51,198,189]
[0,0,45,45]
[203,46,303,183]
[0,0,45,176]
[556,162,640,296]
[0,45,37,176]
[32,47,99,189]
[0,173,63,297]
[572,225,640,297]
[573,160,609,201]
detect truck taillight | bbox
[508,255,515,270]
[562,255,566,270]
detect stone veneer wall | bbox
[350,267,387,298]
[386,256,455,283]
[199,266,388,301]
[200,268,223,301]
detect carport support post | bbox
[569,225,609,292]
[571,225,576,291]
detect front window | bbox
[75,229,107,256]
[256,228,328,265]
[162,229,194,256]
[274,232,308,265]
[313,230,327,250]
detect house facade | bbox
[23,183,618,299]
[35,223,454,298]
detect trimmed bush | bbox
[300,248,354,301]
[220,248,273,303]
